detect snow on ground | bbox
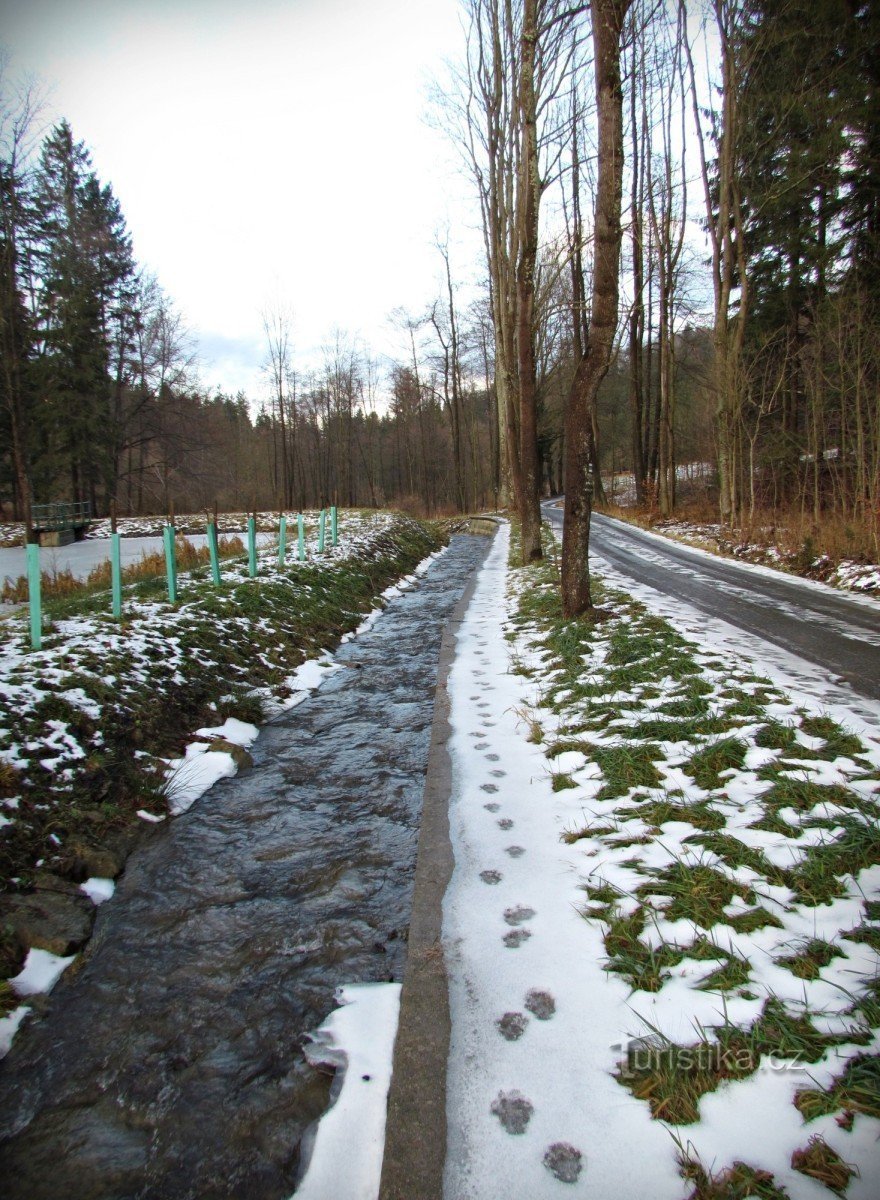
[293,983,402,1200]
[443,522,880,1198]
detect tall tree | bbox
[561,0,632,616]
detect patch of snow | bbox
[0,1005,30,1057]
[293,982,402,1200]
[10,948,75,996]
[79,877,115,905]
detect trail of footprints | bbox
[468,632,584,1186]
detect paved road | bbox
[542,501,880,703]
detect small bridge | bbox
[31,501,92,546]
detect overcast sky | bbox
[2,0,479,401]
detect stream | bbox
[0,531,490,1200]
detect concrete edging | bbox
[378,524,498,1200]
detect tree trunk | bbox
[561,0,631,617]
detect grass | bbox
[507,518,880,1174]
[593,743,663,800]
[795,1054,880,1123]
[686,737,749,790]
[776,938,845,980]
[791,1137,858,1193]
[678,1155,791,1200]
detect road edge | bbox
[378,522,498,1200]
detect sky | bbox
[1,0,480,402]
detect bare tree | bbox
[561,0,632,616]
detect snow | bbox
[0,1006,30,1058]
[278,652,343,710]
[164,749,239,815]
[79,877,115,905]
[293,982,402,1200]
[194,718,259,747]
[10,948,75,997]
[444,524,684,1198]
[442,520,880,1197]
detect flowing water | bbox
[0,532,489,1200]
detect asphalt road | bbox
[542,500,880,703]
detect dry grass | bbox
[601,498,878,571]
[791,1136,858,1194]
[1,535,245,602]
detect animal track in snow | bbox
[524,989,555,1020]
[503,929,531,948]
[504,906,535,926]
[489,768,506,777]
[485,753,500,762]
[496,1011,528,1041]
[480,869,502,885]
[481,783,499,794]
[475,742,490,750]
[505,845,526,858]
[543,1143,583,1184]
[490,1090,534,1135]
[484,802,501,812]
[497,818,514,830]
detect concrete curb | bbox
[378,524,497,1200]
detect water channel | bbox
[0,532,490,1200]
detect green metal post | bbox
[26,542,41,650]
[207,522,221,585]
[163,524,177,603]
[297,513,305,561]
[318,509,326,553]
[331,505,338,547]
[248,516,257,577]
[111,532,122,619]
[278,515,287,567]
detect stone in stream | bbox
[0,889,94,957]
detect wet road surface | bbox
[0,533,490,1200]
[544,502,880,702]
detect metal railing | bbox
[31,501,93,531]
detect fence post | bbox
[331,505,338,547]
[26,542,41,650]
[297,513,305,561]
[278,513,288,567]
[110,501,122,620]
[163,523,177,603]
[248,512,258,577]
[318,509,326,553]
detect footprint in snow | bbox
[484,802,501,812]
[481,783,499,794]
[475,742,490,750]
[485,753,501,762]
[505,845,526,858]
[525,989,555,1020]
[490,769,506,777]
[504,906,535,925]
[469,731,487,739]
[498,818,514,830]
[503,929,531,948]
[496,1011,529,1041]
[490,1090,534,1135]
[480,869,502,885]
[543,1143,583,1184]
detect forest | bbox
[1,0,878,591]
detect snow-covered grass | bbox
[444,520,880,1198]
[0,512,445,992]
